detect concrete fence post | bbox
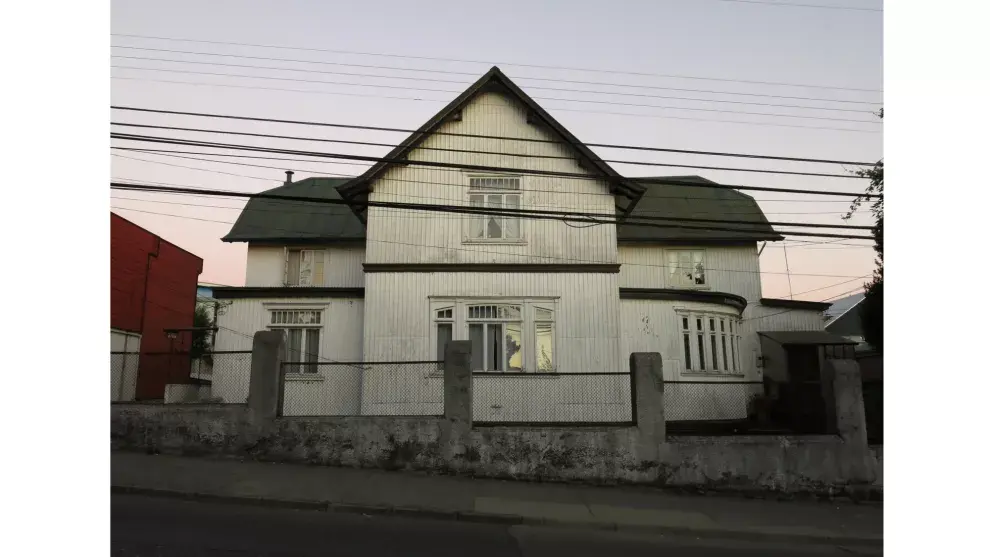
[247,330,286,422]
[440,341,472,462]
[826,358,869,449]
[631,352,664,461]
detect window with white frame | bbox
[285,249,325,286]
[466,177,521,241]
[270,309,322,373]
[666,250,706,288]
[432,300,555,372]
[678,311,742,374]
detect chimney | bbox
[284,170,294,184]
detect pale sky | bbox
[110,0,883,300]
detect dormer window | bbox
[666,250,707,288]
[466,176,522,242]
[285,249,325,286]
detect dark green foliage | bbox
[192,305,213,363]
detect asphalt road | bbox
[111,494,881,556]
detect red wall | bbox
[110,213,203,399]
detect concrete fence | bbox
[111,331,882,497]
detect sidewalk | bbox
[111,451,882,546]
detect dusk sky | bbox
[110,0,883,300]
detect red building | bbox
[111,213,204,399]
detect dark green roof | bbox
[221,177,365,244]
[223,175,781,245]
[617,176,782,244]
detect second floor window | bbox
[667,250,706,288]
[285,249,325,286]
[467,177,521,241]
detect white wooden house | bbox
[211,67,841,420]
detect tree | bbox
[845,108,883,351]
[191,304,214,364]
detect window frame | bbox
[429,298,557,373]
[463,175,526,244]
[664,249,708,289]
[675,309,743,376]
[284,248,326,287]
[265,303,327,374]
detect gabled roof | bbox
[336,66,645,220]
[617,176,782,243]
[222,177,364,244]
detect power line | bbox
[743,286,865,322]
[112,76,882,134]
[111,55,877,114]
[111,65,880,125]
[110,106,879,166]
[703,0,881,12]
[110,122,866,179]
[109,202,871,278]
[110,131,880,199]
[111,34,883,93]
[109,180,876,240]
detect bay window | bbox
[678,311,742,374]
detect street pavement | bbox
[112,493,882,556]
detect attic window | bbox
[467,177,522,241]
[666,250,706,288]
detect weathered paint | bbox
[365,91,618,266]
[618,245,761,301]
[212,297,364,406]
[245,245,366,287]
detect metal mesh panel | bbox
[280,361,444,417]
[472,372,633,424]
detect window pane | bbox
[722,336,729,371]
[287,329,302,374]
[437,323,453,361]
[469,324,484,371]
[488,324,502,371]
[487,217,502,238]
[298,251,314,286]
[693,252,706,285]
[681,316,689,331]
[286,251,301,285]
[536,323,553,371]
[682,333,692,370]
[506,323,523,371]
[305,329,320,373]
[697,333,706,370]
[729,334,736,371]
[469,195,485,238]
[711,335,719,371]
[535,308,553,321]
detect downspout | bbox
[136,238,161,400]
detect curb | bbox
[111,485,882,547]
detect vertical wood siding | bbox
[245,245,366,287]
[618,245,761,301]
[212,297,364,406]
[365,91,618,265]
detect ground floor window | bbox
[432,299,556,373]
[678,310,742,374]
[269,308,322,373]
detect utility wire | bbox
[112,76,881,134]
[111,106,878,166]
[111,55,877,114]
[110,132,880,199]
[111,34,883,92]
[112,66,880,125]
[109,181,877,240]
[108,202,872,278]
[110,122,865,179]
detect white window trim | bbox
[264,303,327,374]
[462,174,527,245]
[283,247,327,287]
[664,249,709,290]
[675,308,744,377]
[429,297,558,374]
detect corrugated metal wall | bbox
[365,91,618,265]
